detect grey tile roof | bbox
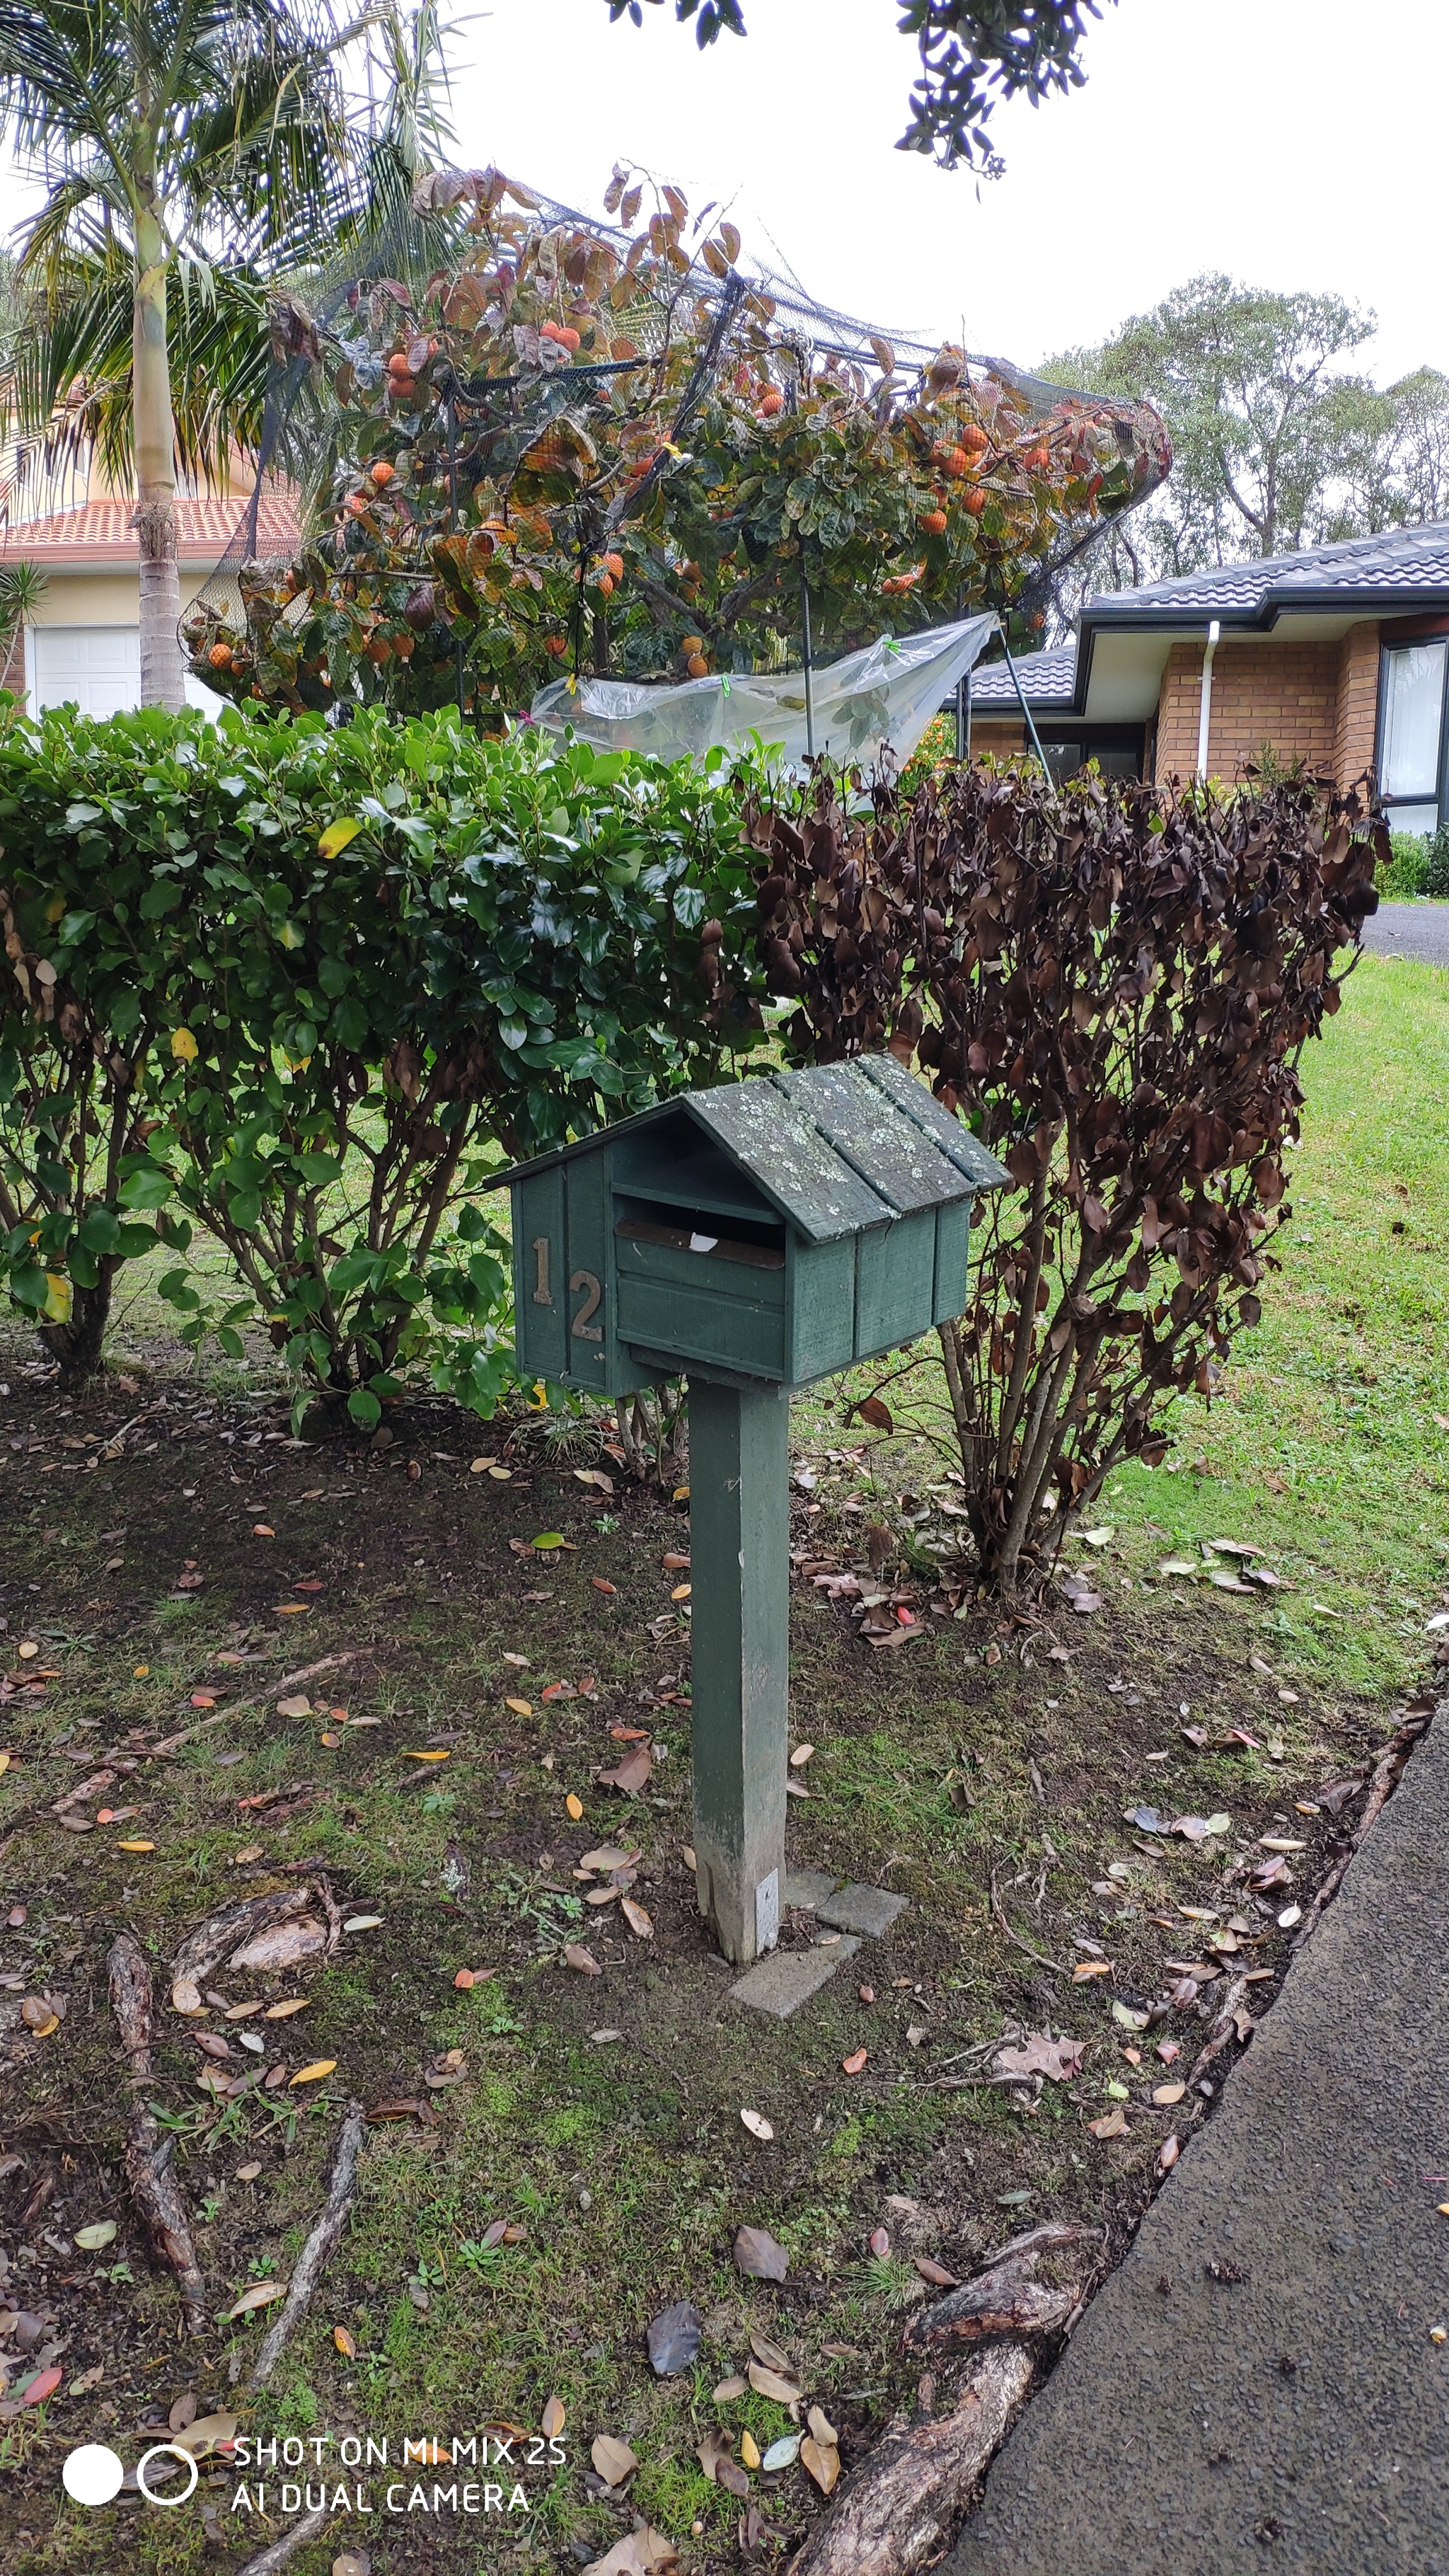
[970,643,1076,706]
[966,522,1449,717]
[1087,519,1449,618]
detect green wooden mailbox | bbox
[495,1057,1008,1966]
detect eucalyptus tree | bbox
[0,0,364,706]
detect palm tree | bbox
[0,0,364,707]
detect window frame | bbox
[1375,635,1449,831]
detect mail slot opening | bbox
[614,1196,786,1270]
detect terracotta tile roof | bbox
[0,490,301,563]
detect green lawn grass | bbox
[1094,953,1449,1694]
[795,950,1449,1701]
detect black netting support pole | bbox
[447,393,465,721]
[1000,637,1052,785]
[956,668,971,763]
[800,553,816,761]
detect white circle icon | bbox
[137,2442,200,2506]
[62,2444,126,2507]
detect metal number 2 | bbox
[531,1237,553,1306]
[570,1269,603,1341]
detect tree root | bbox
[171,1887,315,1993]
[106,1933,208,2336]
[248,2103,367,2388]
[233,2502,333,2575]
[988,1868,1066,1978]
[787,2345,1035,2576]
[903,2222,1100,2357]
[1293,1703,1436,1951]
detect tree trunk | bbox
[132,204,183,713]
[37,1265,116,1386]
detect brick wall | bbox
[969,716,1028,759]
[1153,623,1385,790]
[1153,638,1344,782]
[0,622,25,701]
[1333,621,1380,787]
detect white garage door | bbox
[32,626,140,718]
[28,626,224,719]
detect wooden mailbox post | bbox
[496,1056,1008,1966]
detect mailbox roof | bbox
[492,1056,1009,1245]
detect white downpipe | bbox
[1196,618,1220,778]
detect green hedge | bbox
[0,703,763,1411]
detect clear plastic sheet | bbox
[529,613,997,770]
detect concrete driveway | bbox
[1362,902,1449,964]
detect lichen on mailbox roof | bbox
[490,1055,1009,1246]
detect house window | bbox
[1379,638,1448,834]
[1039,737,1143,786]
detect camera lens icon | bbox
[62,2444,126,2507]
[137,2442,201,2505]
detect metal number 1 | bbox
[531,1237,553,1306]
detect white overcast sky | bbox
[422,0,1445,384]
[0,0,1441,384]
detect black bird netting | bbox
[183,160,1170,735]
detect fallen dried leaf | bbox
[801,2437,840,2495]
[289,2059,336,2086]
[334,2325,357,2359]
[564,1944,601,1977]
[734,2224,789,2281]
[541,2393,566,2439]
[841,2047,867,2075]
[599,1744,652,1795]
[647,2301,703,2376]
[995,2032,1086,2083]
[226,2280,287,2319]
[748,2360,802,2405]
[591,2432,638,2487]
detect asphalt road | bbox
[947,1700,1449,2576]
[1363,901,1449,964]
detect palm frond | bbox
[1,242,271,488]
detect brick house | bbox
[0,483,299,717]
[969,524,1449,832]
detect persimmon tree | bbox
[183,167,1167,723]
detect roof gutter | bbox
[1196,619,1220,778]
